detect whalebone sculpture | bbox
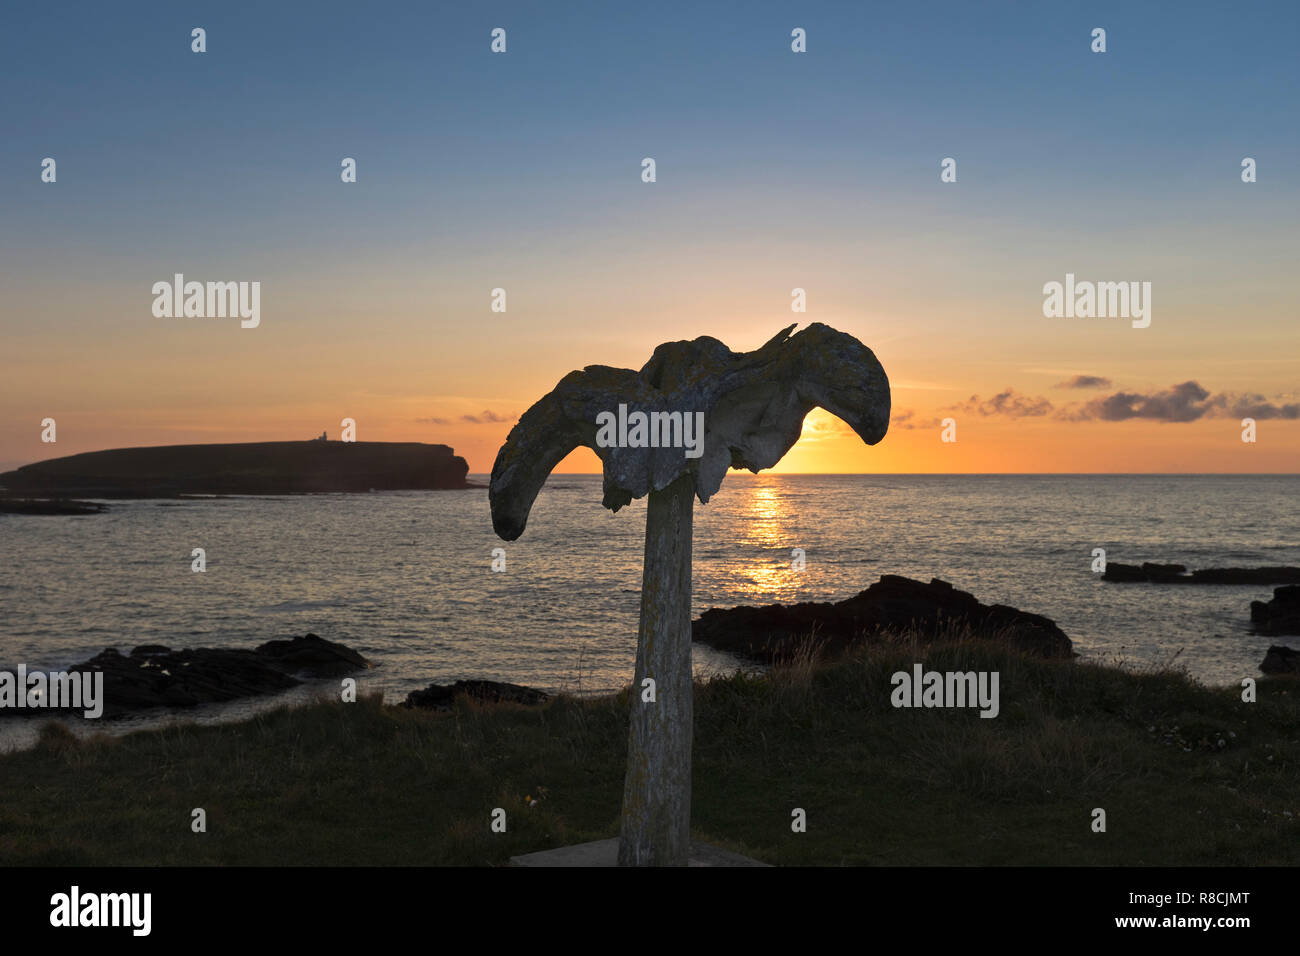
[489,322,890,866]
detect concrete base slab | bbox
[510,838,770,867]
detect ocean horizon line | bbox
[517,471,1300,478]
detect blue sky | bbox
[1,0,1296,473]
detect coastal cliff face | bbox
[0,441,471,496]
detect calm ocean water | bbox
[1,474,1296,749]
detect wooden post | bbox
[618,473,695,866]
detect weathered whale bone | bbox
[489,322,890,866]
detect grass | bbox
[0,636,1296,866]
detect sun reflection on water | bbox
[732,480,803,603]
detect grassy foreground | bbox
[1,639,1296,866]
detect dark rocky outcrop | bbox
[0,497,105,515]
[0,440,470,497]
[1251,586,1300,635]
[1,633,371,719]
[402,679,550,711]
[253,634,370,676]
[692,575,1073,663]
[1103,562,1300,585]
[1260,645,1299,675]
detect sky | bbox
[1,0,1297,474]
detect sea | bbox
[1,474,1296,750]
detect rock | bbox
[1111,562,1190,583]
[1104,562,1300,584]
[1251,586,1300,635]
[402,679,550,711]
[254,633,370,677]
[1260,645,1299,675]
[130,644,171,657]
[692,575,1074,663]
[0,634,371,719]
[0,498,105,515]
[1100,562,1175,582]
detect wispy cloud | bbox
[889,409,943,431]
[1055,374,1112,389]
[951,389,1053,418]
[1055,382,1300,424]
[922,381,1300,424]
[417,408,517,426]
[1208,393,1300,420]
[1066,381,1210,422]
[1063,381,1300,422]
[460,409,515,424]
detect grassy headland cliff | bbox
[0,441,471,497]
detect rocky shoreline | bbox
[0,634,370,720]
[9,576,1295,724]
